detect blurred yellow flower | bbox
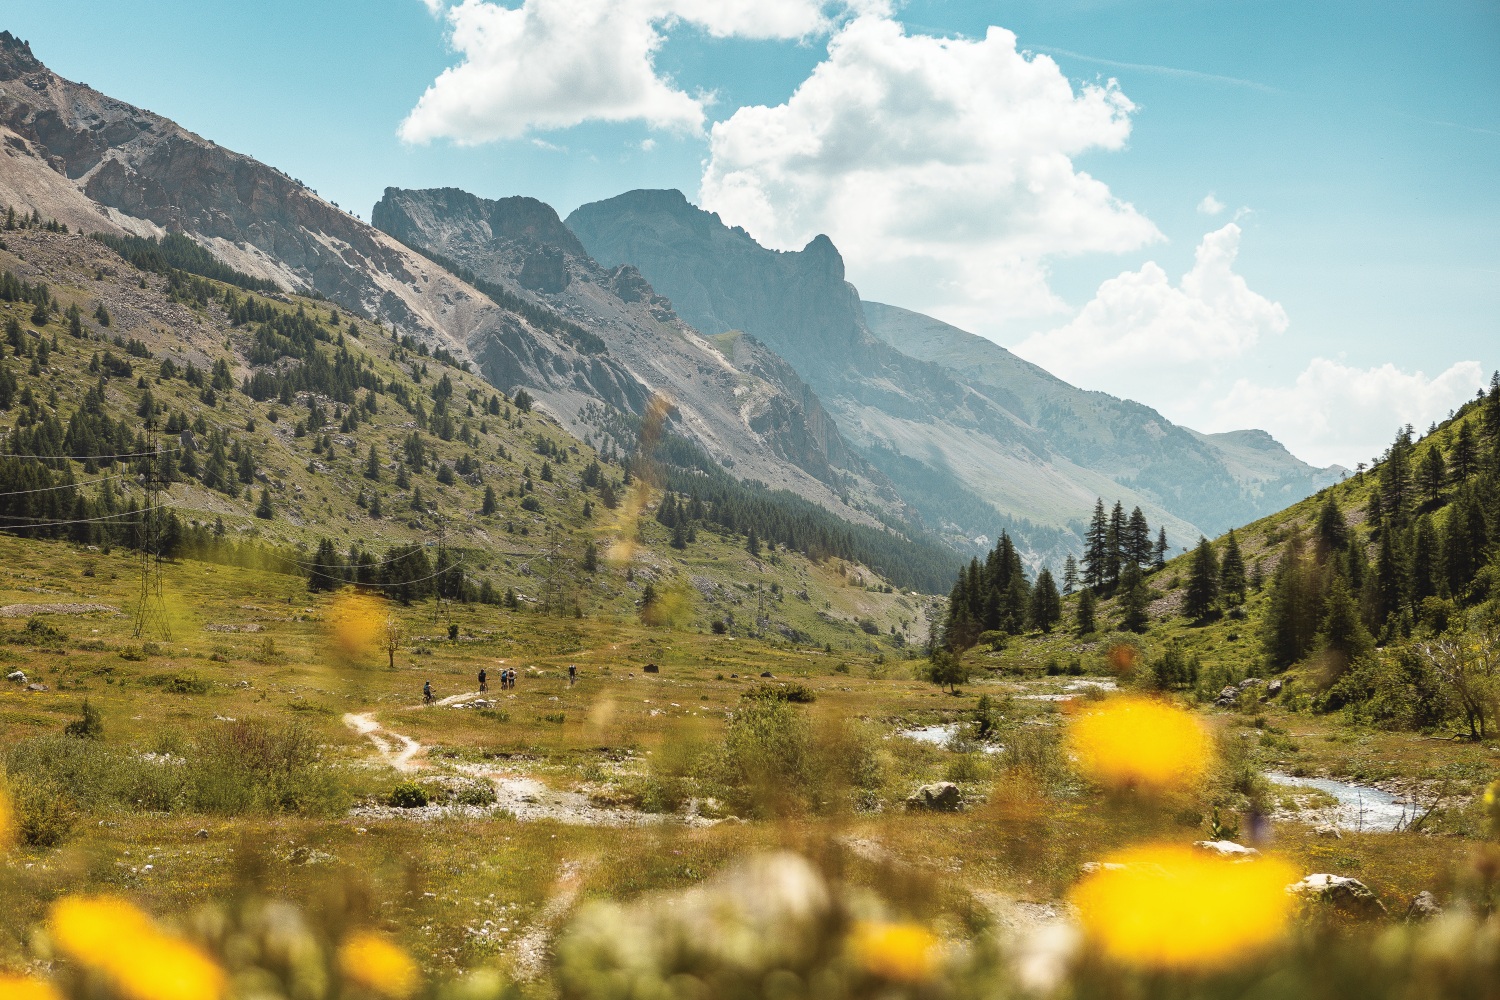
[848,920,941,983]
[48,895,226,1000]
[1485,780,1500,835]
[327,589,387,661]
[339,930,420,998]
[0,974,64,1000]
[0,782,14,849]
[1066,696,1211,791]
[1071,844,1298,969]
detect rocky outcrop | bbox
[1289,874,1388,920]
[373,187,890,519]
[905,782,963,811]
[567,190,1341,560]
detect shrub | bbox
[145,670,210,694]
[1002,725,1068,791]
[454,780,498,806]
[718,698,810,817]
[189,719,344,815]
[8,773,75,847]
[63,699,104,739]
[388,781,429,808]
[743,682,816,704]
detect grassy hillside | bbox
[0,222,939,650]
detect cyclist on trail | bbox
[478,667,488,694]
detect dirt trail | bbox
[341,710,661,827]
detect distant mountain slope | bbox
[0,33,912,534]
[567,190,1342,563]
[860,301,1345,528]
[371,187,897,526]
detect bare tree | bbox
[1418,611,1500,739]
[384,613,403,671]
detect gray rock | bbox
[1267,678,1284,697]
[6,670,26,684]
[1214,685,1240,707]
[1405,891,1442,922]
[1193,839,1260,859]
[1289,874,1387,919]
[905,782,962,812]
[24,682,47,692]
[1314,824,1343,839]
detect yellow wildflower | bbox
[1066,696,1211,791]
[48,895,226,1000]
[0,781,14,849]
[1071,844,1298,969]
[848,920,941,983]
[328,589,387,661]
[339,930,420,998]
[0,974,64,1000]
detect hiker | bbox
[568,663,577,686]
[423,680,433,705]
[507,667,516,690]
[478,667,488,694]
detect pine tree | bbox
[254,489,274,520]
[369,491,383,519]
[1153,527,1168,570]
[1451,421,1478,482]
[1183,536,1220,620]
[1119,563,1150,633]
[1377,429,1414,527]
[1076,587,1097,636]
[1127,506,1151,568]
[1029,568,1061,633]
[746,528,760,557]
[1105,501,1125,590]
[582,540,598,572]
[1410,516,1440,601]
[1220,528,1247,606]
[1418,444,1446,504]
[1061,554,1078,595]
[1313,574,1374,684]
[1441,487,1486,596]
[1314,494,1349,562]
[481,485,497,515]
[365,444,381,481]
[1083,499,1108,590]
[1371,526,1409,631]
[1262,537,1318,668]
[671,522,687,550]
[307,538,343,592]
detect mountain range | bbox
[0,30,1341,572]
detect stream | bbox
[1265,772,1411,832]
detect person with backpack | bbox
[423,680,433,705]
[568,663,577,686]
[478,667,488,694]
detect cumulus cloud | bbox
[698,15,1160,323]
[1013,224,1287,387]
[1210,359,1486,468]
[401,0,834,144]
[1197,193,1225,215]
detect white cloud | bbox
[1210,359,1486,468]
[1197,193,1225,215]
[1014,223,1287,382]
[400,0,835,144]
[698,16,1160,324]
[639,138,657,152]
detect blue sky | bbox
[2,0,1495,467]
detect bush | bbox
[1002,725,1068,791]
[189,719,344,815]
[743,682,816,704]
[9,773,76,847]
[144,670,210,694]
[388,781,429,808]
[454,780,498,806]
[719,698,810,817]
[63,699,104,739]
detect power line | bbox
[0,505,167,528]
[0,447,182,461]
[0,473,120,498]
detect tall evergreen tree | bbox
[1377,428,1414,527]
[307,538,343,592]
[1126,506,1151,568]
[1029,567,1061,633]
[1105,501,1125,590]
[1314,573,1374,684]
[1417,445,1446,504]
[1410,516,1441,601]
[1314,494,1349,562]
[1083,499,1108,590]
[1183,536,1220,620]
[1061,554,1078,595]
[1451,421,1478,482]
[254,488,274,520]
[1262,536,1319,669]
[1153,527,1168,570]
[364,444,381,480]
[1219,528,1247,606]
[1371,526,1409,631]
[1076,587,1097,636]
[1119,563,1150,633]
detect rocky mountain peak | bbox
[0,32,43,82]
